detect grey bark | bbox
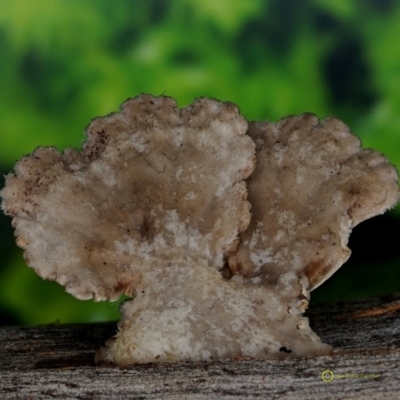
[1,294,400,399]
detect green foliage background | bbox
[0,0,399,325]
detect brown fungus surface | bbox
[0,95,255,302]
[228,114,400,290]
[1,98,399,366]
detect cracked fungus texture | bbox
[1,95,399,366]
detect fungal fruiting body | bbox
[229,114,400,290]
[1,95,399,366]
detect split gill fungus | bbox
[1,94,399,366]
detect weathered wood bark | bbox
[1,294,400,399]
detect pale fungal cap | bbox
[1,95,255,302]
[228,114,400,290]
[1,95,399,366]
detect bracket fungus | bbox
[1,94,399,366]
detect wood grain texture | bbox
[1,294,400,399]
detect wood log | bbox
[1,294,399,399]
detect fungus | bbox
[228,114,400,290]
[1,95,399,366]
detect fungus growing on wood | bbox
[1,95,399,366]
